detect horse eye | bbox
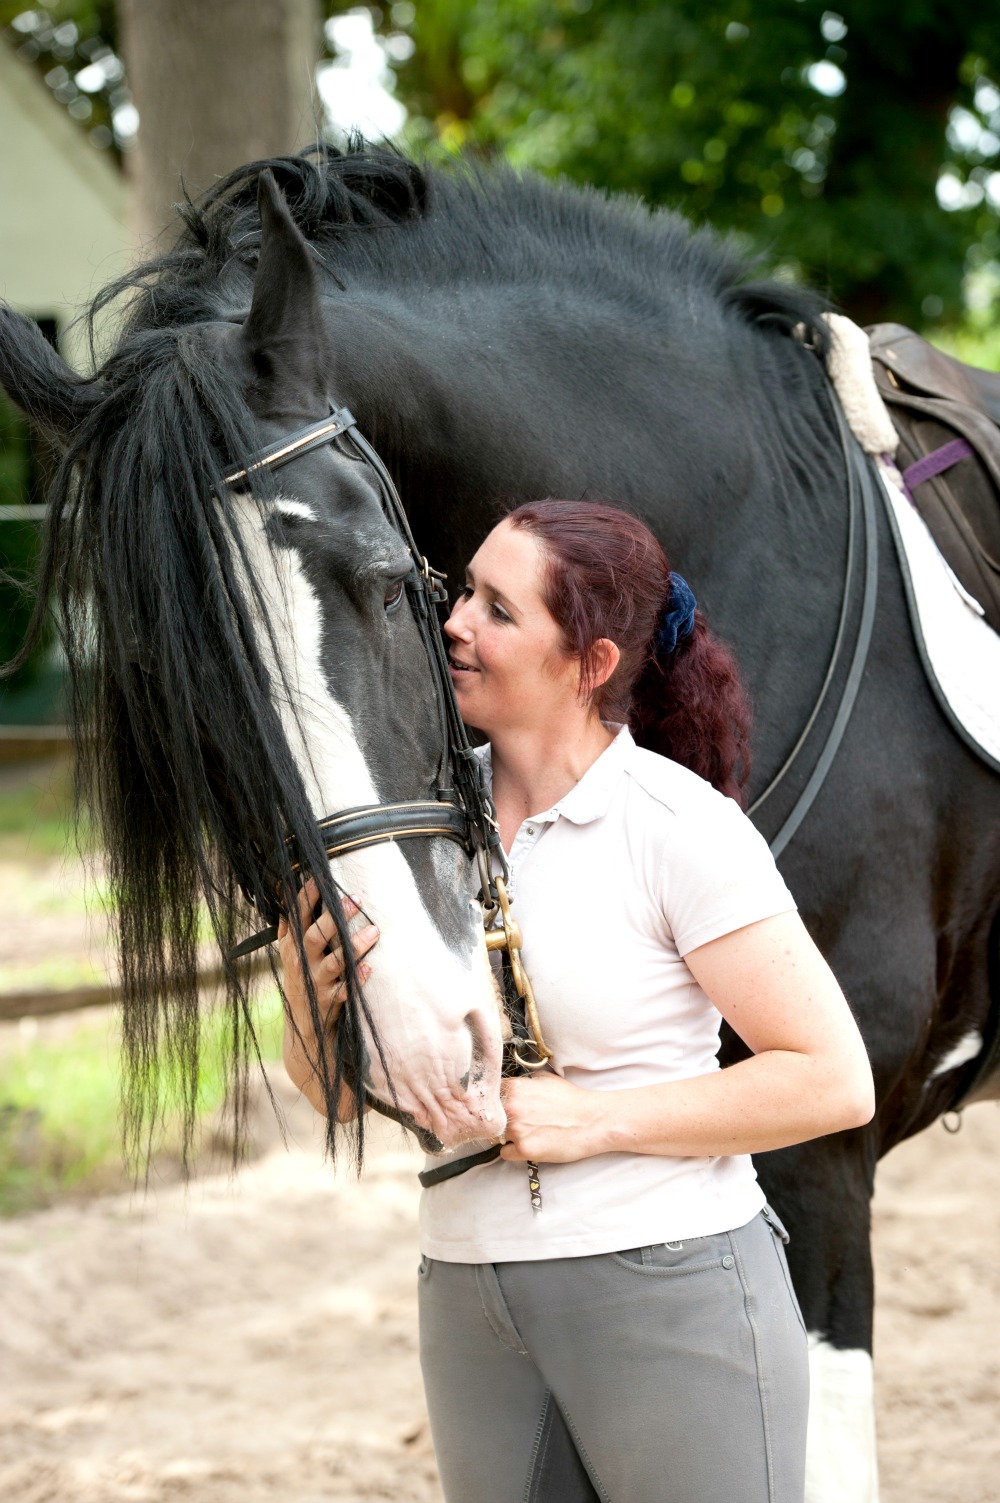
[384,578,405,613]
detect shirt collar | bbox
[473,724,634,828]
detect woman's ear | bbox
[581,638,621,697]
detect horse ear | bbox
[0,306,102,448]
[240,171,327,401]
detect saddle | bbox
[867,323,1000,633]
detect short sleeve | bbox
[657,792,797,956]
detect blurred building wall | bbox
[0,38,129,729]
[0,36,127,367]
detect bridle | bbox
[222,404,553,1189]
[224,405,502,927]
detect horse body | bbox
[315,221,852,788]
[289,166,999,1494]
[1,148,997,1501]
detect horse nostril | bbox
[463,1010,494,1090]
[459,1012,482,1093]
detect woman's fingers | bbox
[316,923,379,986]
[281,882,379,1002]
[291,880,362,956]
[324,959,373,1011]
[352,922,379,962]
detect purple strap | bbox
[901,437,974,502]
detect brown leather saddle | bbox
[867,322,1000,633]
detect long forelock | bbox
[45,315,375,1171]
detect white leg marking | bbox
[930,1029,983,1078]
[805,1338,879,1503]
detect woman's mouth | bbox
[448,656,479,676]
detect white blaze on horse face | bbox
[929,1029,982,1079]
[232,497,506,1150]
[805,1339,879,1503]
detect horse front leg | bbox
[755,1130,880,1503]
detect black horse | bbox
[1,145,997,1501]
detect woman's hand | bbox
[499,1071,606,1164]
[278,878,379,1118]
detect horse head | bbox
[0,173,506,1161]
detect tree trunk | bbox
[119,0,321,248]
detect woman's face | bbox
[443,521,581,736]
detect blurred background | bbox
[1,0,999,1201]
[0,11,998,1501]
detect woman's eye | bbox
[490,603,511,623]
[384,579,405,613]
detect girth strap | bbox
[749,400,880,859]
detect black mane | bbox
[94,142,831,352]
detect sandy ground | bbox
[0,806,997,1502]
[0,1063,996,1503]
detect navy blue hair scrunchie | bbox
[655,573,697,658]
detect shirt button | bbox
[722,1254,735,1269]
[526,825,536,836]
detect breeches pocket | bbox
[611,1228,736,1276]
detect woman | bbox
[281,500,875,1503]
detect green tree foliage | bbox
[389,0,1000,326]
[3,2,997,324]
[1,1,124,154]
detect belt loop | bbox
[762,1204,791,1244]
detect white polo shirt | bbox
[418,725,797,1263]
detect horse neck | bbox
[328,289,848,783]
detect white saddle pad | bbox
[878,466,1000,773]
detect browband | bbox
[223,407,357,486]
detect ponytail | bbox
[632,609,752,805]
[506,500,753,803]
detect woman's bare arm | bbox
[277,879,379,1120]
[500,911,875,1164]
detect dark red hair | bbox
[506,499,752,803]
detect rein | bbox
[222,404,552,1194]
[749,393,880,858]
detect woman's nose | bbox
[444,601,470,641]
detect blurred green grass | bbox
[0,754,87,859]
[0,755,286,1215]
[0,990,286,1216]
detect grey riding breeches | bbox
[417,1208,809,1503]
